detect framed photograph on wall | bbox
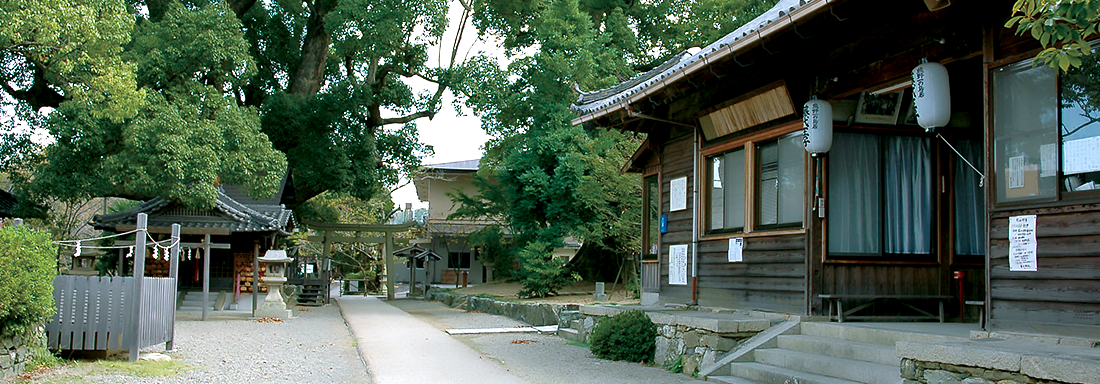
[854,90,904,125]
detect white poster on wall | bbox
[670,177,688,211]
[669,244,689,285]
[728,238,744,262]
[1008,215,1038,272]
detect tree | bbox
[1006,0,1100,72]
[2,0,475,210]
[451,0,779,297]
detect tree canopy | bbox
[450,0,778,296]
[1,0,475,209]
[1006,0,1100,72]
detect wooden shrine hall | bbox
[92,185,295,320]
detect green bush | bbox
[0,225,58,337]
[516,241,579,298]
[588,310,657,363]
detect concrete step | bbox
[707,375,763,384]
[800,322,966,346]
[558,327,583,342]
[777,334,899,366]
[753,348,899,384]
[727,362,862,384]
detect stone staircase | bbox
[707,322,968,384]
[176,290,226,311]
[296,283,326,306]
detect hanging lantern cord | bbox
[937,133,985,187]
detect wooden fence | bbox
[45,275,176,351]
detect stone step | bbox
[557,327,583,342]
[727,362,862,384]
[753,348,899,384]
[777,334,899,366]
[707,375,763,384]
[800,322,966,346]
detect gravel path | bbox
[388,299,705,384]
[30,305,368,383]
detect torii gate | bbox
[302,221,414,300]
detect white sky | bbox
[389,1,501,210]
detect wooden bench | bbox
[965,300,985,329]
[818,294,954,323]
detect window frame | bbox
[447,252,472,269]
[700,121,807,239]
[990,56,1100,210]
[823,130,940,261]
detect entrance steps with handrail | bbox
[706,322,971,384]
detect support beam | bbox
[166,224,180,351]
[253,240,260,316]
[202,233,211,321]
[128,213,148,362]
[385,232,395,300]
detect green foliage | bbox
[1006,0,1100,72]
[3,0,455,211]
[464,225,517,280]
[665,354,684,373]
[588,310,657,363]
[515,241,580,298]
[0,226,58,337]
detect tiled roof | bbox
[571,0,814,120]
[92,187,294,235]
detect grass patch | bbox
[17,358,190,384]
[77,359,190,377]
[563,339,590,348]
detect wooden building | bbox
[93,184,294,296]
[573,0,1100,337]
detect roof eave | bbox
[571,0,832,126]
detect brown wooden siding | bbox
[698,234,806,313]
[988,207,1100,337]
[658,134,695,304]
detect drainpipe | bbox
[691,126,700,305]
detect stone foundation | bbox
[1,327,42,381]
[425,290,563,326]
[901,359,1072,384]
[561,306,768,377]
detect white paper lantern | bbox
[802,98,833,156]
[911,61,951,130]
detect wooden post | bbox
[202,233,211,321]
[322,231,332,304]
[252,240,260,316]
[129,213,148,362]
[166,224,180,351]
[385,232,395,300]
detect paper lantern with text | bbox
[912,61,951,130]
[802,97,833,156]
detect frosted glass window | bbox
[992,62,1059,203]
[757,132,805,228]
[707,149,745,232]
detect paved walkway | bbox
[337,296,526,384]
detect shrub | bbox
[0,225,58,337]
[516,241,579,298]
[588,310,657,363]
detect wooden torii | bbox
[302,221,413,300]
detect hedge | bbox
[0,225,57,337]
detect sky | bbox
[389,2,501,210]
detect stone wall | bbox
[901,359,1072,384]
[561,306,768,377]
[1,327,41,381]
[425,290,563,326]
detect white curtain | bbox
[777,133,806,225]
[828,133,881,254]
[723,150,746,230]
[884,136,932,254]
[954,140,986,255]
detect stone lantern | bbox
[256,249,294,319]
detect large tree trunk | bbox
[288,0,334,96]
